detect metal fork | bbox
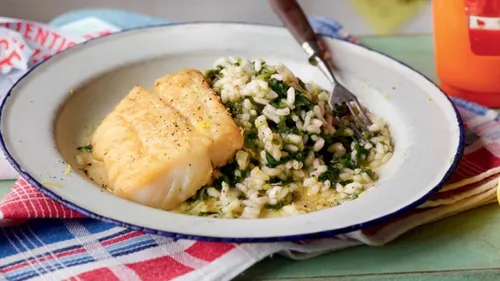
[269,0,372,140]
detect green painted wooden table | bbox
[2,35,500,281]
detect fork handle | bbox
[269,0,337,84]
[268,0,317,45]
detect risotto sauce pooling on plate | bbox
[75,58,393,219]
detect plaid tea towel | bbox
[1,12,500,281]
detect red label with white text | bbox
[465,0,500,56]
[0,17,120,75]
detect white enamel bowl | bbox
[0,23,464,242]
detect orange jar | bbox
[433,0,500,107]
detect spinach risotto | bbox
[172,58,394,218]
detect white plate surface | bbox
[0,23,464,242]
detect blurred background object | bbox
[350,0,428,35]
[1,0,432,35]
[433,0,500,107]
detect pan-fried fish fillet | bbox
[154,69,244,168]
[91,86,213,210]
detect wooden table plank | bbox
[0,180,12,199]
[238,204,500,280]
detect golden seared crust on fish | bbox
[91,86,213,210]
[154,69,244,168]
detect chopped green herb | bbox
[275,116,300,135]
[254,61,266,74]
[298,78,306,90]
[267,179,282,185]
[210,159,250,190]
[77,145,93,153]
[352,143,370,166]
[361,168,378,180]
[197,186,208,201]
[262,184,273,190]
[294,94,314,110]
[291,151,306,162]
[265,191,295,210]
[330,151,355,170]
[268,78,289,98]
[339,179,354,186]
[321,127,356,152]
[318,166,341,183]
[198,212,218,217]
[265,151,280,168]
[213,161,240,188]
[254,63,276,80]
[239,169,248,180]
[248,97,265,112]
[204,65,224,87]
[244,131,260,152]
[265,147,306,168]
[265,202,284,210]
[271,100,288,109]
[226,100,243,116]
[362,131,372,139]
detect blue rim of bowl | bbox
[0,22,465,243]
